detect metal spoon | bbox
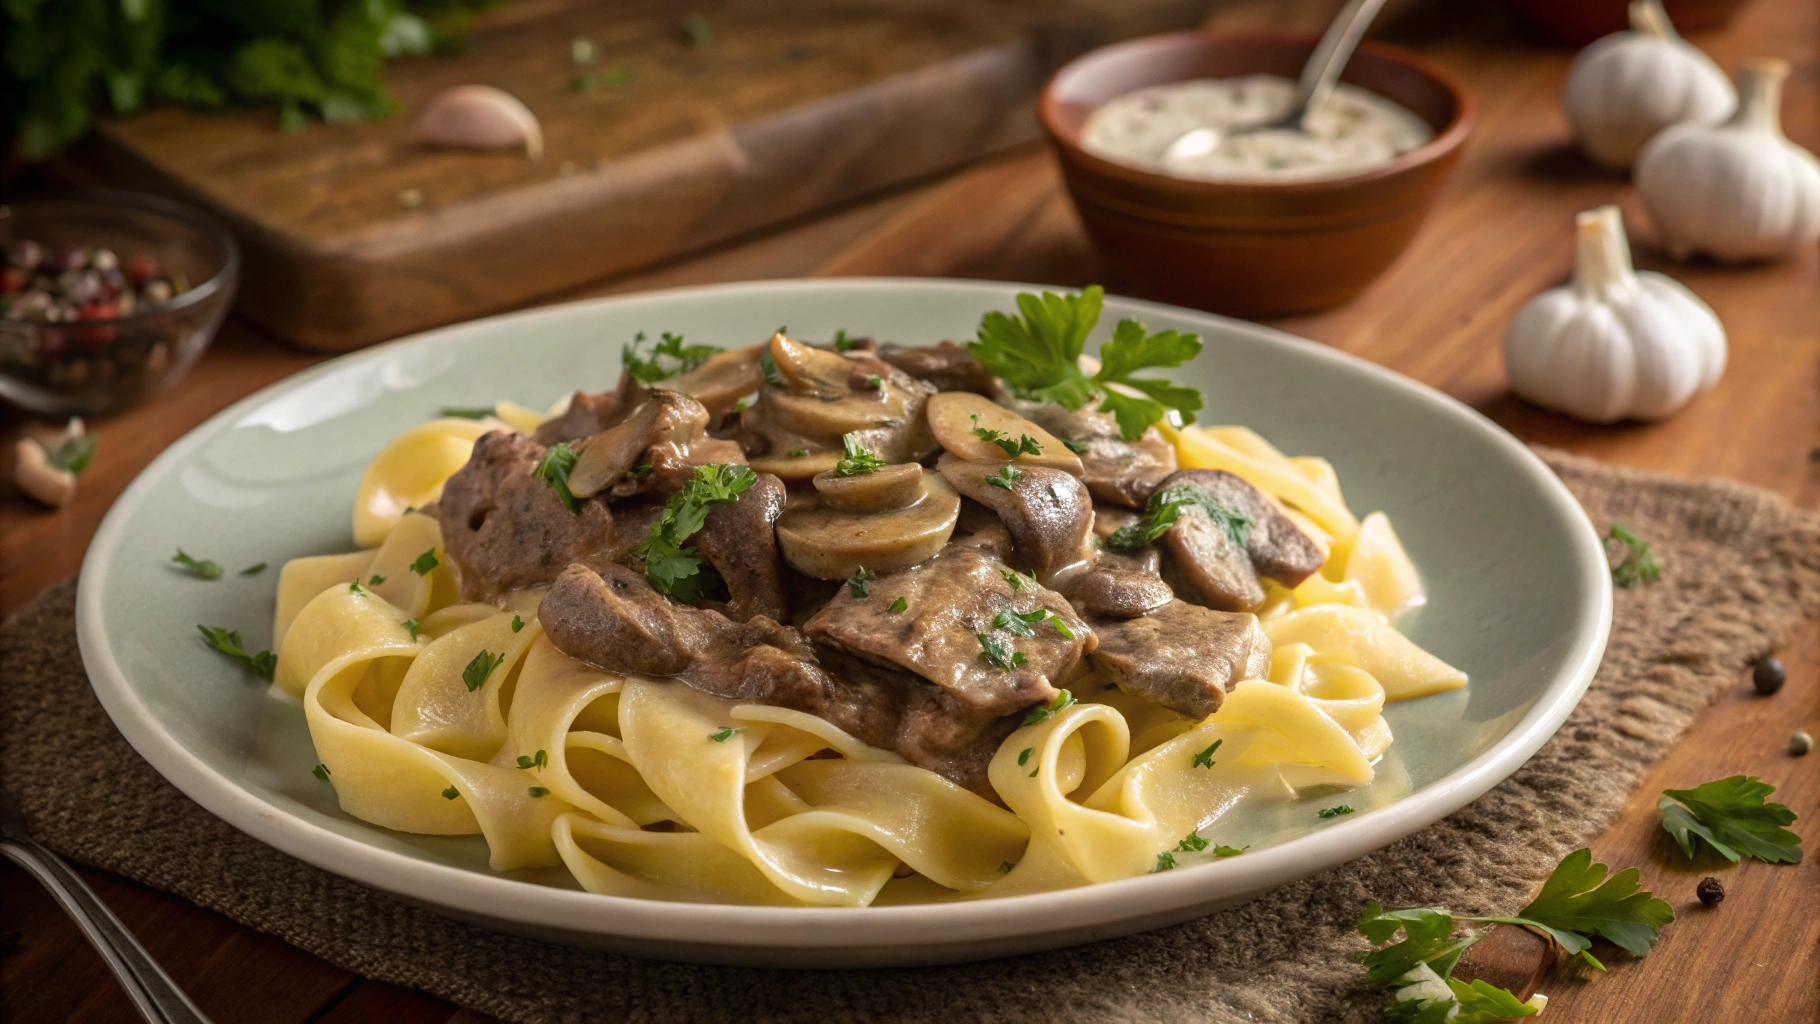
[1161,0,1395,166]
[0,782,213,1024]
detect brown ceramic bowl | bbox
[1040,32,1474,318]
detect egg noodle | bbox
[272,409,1465,906]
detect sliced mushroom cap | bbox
[739,333,938,469]
[666,345,763,417]
[926,392,1083,474]
[812,461,925,513]
[749,449,842,481]
[567,390,712,498]
[776,469,960,579]
[936,453,1094,586]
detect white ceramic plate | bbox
[77,279,1610,967]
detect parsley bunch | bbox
[968,286,1203,441]
[623,331,718,385]
[1108,483,1250,551]
[634,463,758,599]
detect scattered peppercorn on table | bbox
[2,0,1817,1021]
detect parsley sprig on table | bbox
[1108,484,1249,551]
[623,331,718,384]
[634,463,758,599]
[967,286,1203,441]
[1658,775,1802,864]
[1606,522,1662,587]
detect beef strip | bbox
[689,472,790,623]
[936,454,1094,585]
[533,378,640,446]
[1088,600,1271,719]
[1157,469,1326,611]
[437,431,619,603]
[1063,548,1174,619]
[1004,398,1177,508]
[875,342,994,393]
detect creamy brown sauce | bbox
[1080,75,1433,183]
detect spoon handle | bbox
[2,838,213,1024]
[1293,0,1394,125]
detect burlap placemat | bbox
[4,448,1818,1024]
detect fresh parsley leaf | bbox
[628,464,654,479]
[1606,522,1662,587]
[967,286,1203,441]
[707,726,748,743]
[1108,483,1250,551]
[847,567,876,598]
[992,607,1074,640]
[511,614,525,633]
[979,633,1025,672]
[312,763,330,782]
[1017,747,1034,767]
[1000,569,1025,591]
[440,406,493,420]
[47,433,97,474]
[197,625,276,681]
[1152,852,1177,872]
[888,596,907,613]
[1021,689,1076,725]
[759,349,785,387]
[442,785,459,800]
[1213,844,1247,857]
[532,442,581,514]
[1515,847,1676,962]
[1059,437,1088,454]
[835,434,886,476]
[832,329,857,352]
[1176,832,1210,853]
[368,574,385,586]
[171,549,223,579]
[786,448,809,458]
[1359,906,1482,988]
[411,549,439,575]
[983,464,1023,490]
[986,431,1043,458]
[1319,804,1355,819]
[998,861,1014,873]
[623,330,718,384]
[403,618,421,641]
[1444,978,1540,1023]
[1193,739,1222,769]
[1659,776,1802,864]
[516,749,548,769]
[528,786,550,798]
[239,562,267,576]
[349,580,365,594]
[635,464,759,597]
[462,650,503,692]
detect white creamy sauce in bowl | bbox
[1081,74,1434,183]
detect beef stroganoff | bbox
[269,288,1465,906]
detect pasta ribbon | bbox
[352,418,494,546]
[1265,604,1466,702]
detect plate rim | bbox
[76,276,1613,955]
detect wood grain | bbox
[3,0,1817,1020]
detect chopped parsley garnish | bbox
[1021,689,1076,726]
[411,549,439,575]
[367,574,385,586]
[1017,747,1034,767]
[442,786,459,800]
[970,417,1044,458]
[440,406,493,420]
[1108,483,1250,551]
[1000,569,1025,591]
[46,433,97,474]
[998,861,1014,873]
[198,625,276,681]
[759,349,785,387]
[1319,804,1355,819]
[992,607,1075,640]
[979,633,1025,672]
[348,580,365,594]
[171,549,223,579]
[707,727,748,743]
[1059,437,1088,454]
[847,567,876,598]
[623,330,718,384]
[528,786,550,798]
[532,442,581,514]
[1176,832,1210,853]
[312,763,330,782]
[1607,521,1662,588]
[511,614,525,633]
[1152,852,1177,873]
[1192,739,1223,769]
[403,619,421,641]
[866,374,882,389]
[1214,845,1247,857]
[635,463,759,599]
[786,448,809,458]
[888,596,908,613]
[983,464,1023,490]
[1658,775,1802,863]
[967,286,1203,441]
[834,433,886,476]
[832,329,857,353]
[462,650,503,692]
[240,562,267,576]
[628,463,653,479]
[516,749,548,770]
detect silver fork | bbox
[0,782,212,1024]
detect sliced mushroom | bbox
[876,341,993,393]
[775,468,960,579]
[811,461,925,513]
[666,345,763,418]
[936,453,1094,586]
[926,392,1083,474]
[567,390,727,499]
[739,333,938,474]
[749,449,842,481]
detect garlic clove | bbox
[15,437,77,508]
[1636,57,1820,262]
[418,85,544,161]
[1562,0,1735,172]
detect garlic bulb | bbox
[1563,0,1734,171]
[418,85,544,160]
[1637,58,1820,262]
[1504,205,1725,423]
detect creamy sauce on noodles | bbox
[1080,75,1433,183]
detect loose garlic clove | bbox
[418,85,544,161]
[15,437,77,508]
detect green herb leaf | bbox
[1059,437,1088,454]
[1213,844,1247,857]
[835,434,886,476]
[516,749,549,770]
[786,448,809,458]
[1108,483,1250,551]
[312,763,331,782]
[511,614,525,633]
[172,549,223,579]
[708,726,748,743]
[629,463,653,479]
[47,433,97,474]
[1516,847,1677,962]
[1000,569,1025,591]
[532,442,581,514]
[1021,689,1076,726]
[368,574,385,586]
[240,562,267,576]
[1176,831,1210,853]
[1359,906,1481,988]
[440,406,493,420]
[759,349,785,387]
[847,567,876,598]
[983,464,1023,490]
[411,549,439,575]
[979,633,1025,672]
[635,464,759,597]
[832,329,857,353]
[623,330,718,384]
[349,580,365,594]
[1192,739,1222,769]
[1659,776,1802,864]
[1607,522,1662,587]
[442,785,459,800]
[197,625,276,681]
[528,786,550,798]
[1319,804,1355,819]
[462,650,503,692]
[888,596,908,613]
[1152,852,1177,872]
[998,861,1013,873]
[403,619,421,641]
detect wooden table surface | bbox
[3,2,1817,1021]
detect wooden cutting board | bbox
[70,0,1208,351]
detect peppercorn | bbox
[1791,731,1813,756]
[1696,876,1724,906]
[1752,657,1786,695]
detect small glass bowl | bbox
[0,191,239,416]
